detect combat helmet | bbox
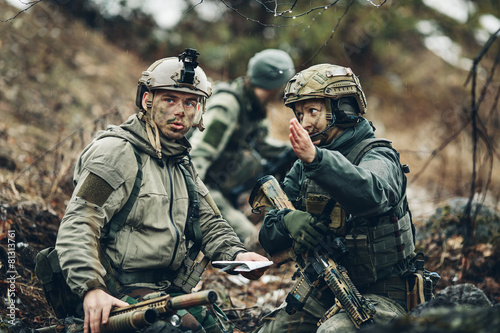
[247,49,295,90]
[135,48,212,159]
[284,64,367,144]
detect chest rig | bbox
[298,138,415,287]
[100,149,207,293]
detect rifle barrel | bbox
[168,290,218,310]
[102,308,159,333]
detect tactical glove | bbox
[282,210,329,254]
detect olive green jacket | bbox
[56,114,246,298]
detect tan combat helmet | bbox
[283,64,367,145]
[135,48,212,158]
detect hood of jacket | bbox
[94,114,192,163]
[322,118,376,156]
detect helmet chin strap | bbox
[138,91,163,160]
[309,121,336,146]
[305,99,336,146]
[307,98,360,145]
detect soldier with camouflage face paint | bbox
[55,49,269,333]
[256,64,417,333]
[189,49,295,244]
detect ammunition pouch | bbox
[406,273,425,310]
[172,254,210,294]
[405,269,440,310]
[305,194,346,236]
[343,234,377,288]
[35,247,82,319]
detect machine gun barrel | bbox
[102,308,158,333]
[101,290,218,333]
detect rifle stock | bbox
[101,290,218,333]
[249,175,375,329]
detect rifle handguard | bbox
[249,174,376,328]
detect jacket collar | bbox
[323,118,376,156]
[97,114,191,162]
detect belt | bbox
[364,275,407,302]
[115,268,177,285]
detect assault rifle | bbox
[227,147,296,207]
[36,290,218,333]
[249,175,376,329]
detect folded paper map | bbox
[211,260,273,272]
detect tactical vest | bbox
[298,138,415,288]
[204,79,268,193]
[106,152,205,291]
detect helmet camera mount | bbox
[178,48,200,85]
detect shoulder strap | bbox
[212,81,245,113]
[102,145,143,244]
[178,158,203,261]
[345,138,393,165]
[347,139,413,236]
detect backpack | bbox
[35,146,143,319]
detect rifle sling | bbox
[101,148,203,286]
[178,159,202,261]
[101,145,143,244]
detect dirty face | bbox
[293,98,328,145]
[143,90,199,141]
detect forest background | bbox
[0,0,499,332]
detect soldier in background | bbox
[189,49,295,244]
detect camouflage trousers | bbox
[255,294,406,333]
[62,305,227,333]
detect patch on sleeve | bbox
[76,172,114,206]
[203,120,228,149]
[204,192,221,217]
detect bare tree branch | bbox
[300,0,355,66]
[462,28,500,247]
[1,0,43,23]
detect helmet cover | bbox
[283,64,367,115]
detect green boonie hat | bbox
[247,49,295,90]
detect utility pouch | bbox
[306,194,346,235]
[172,253,210,293]
[343,234,377,288]
[285,274,314,315]
[35,247,81,319]
[406,273,425,310]
[406,253,440,310]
